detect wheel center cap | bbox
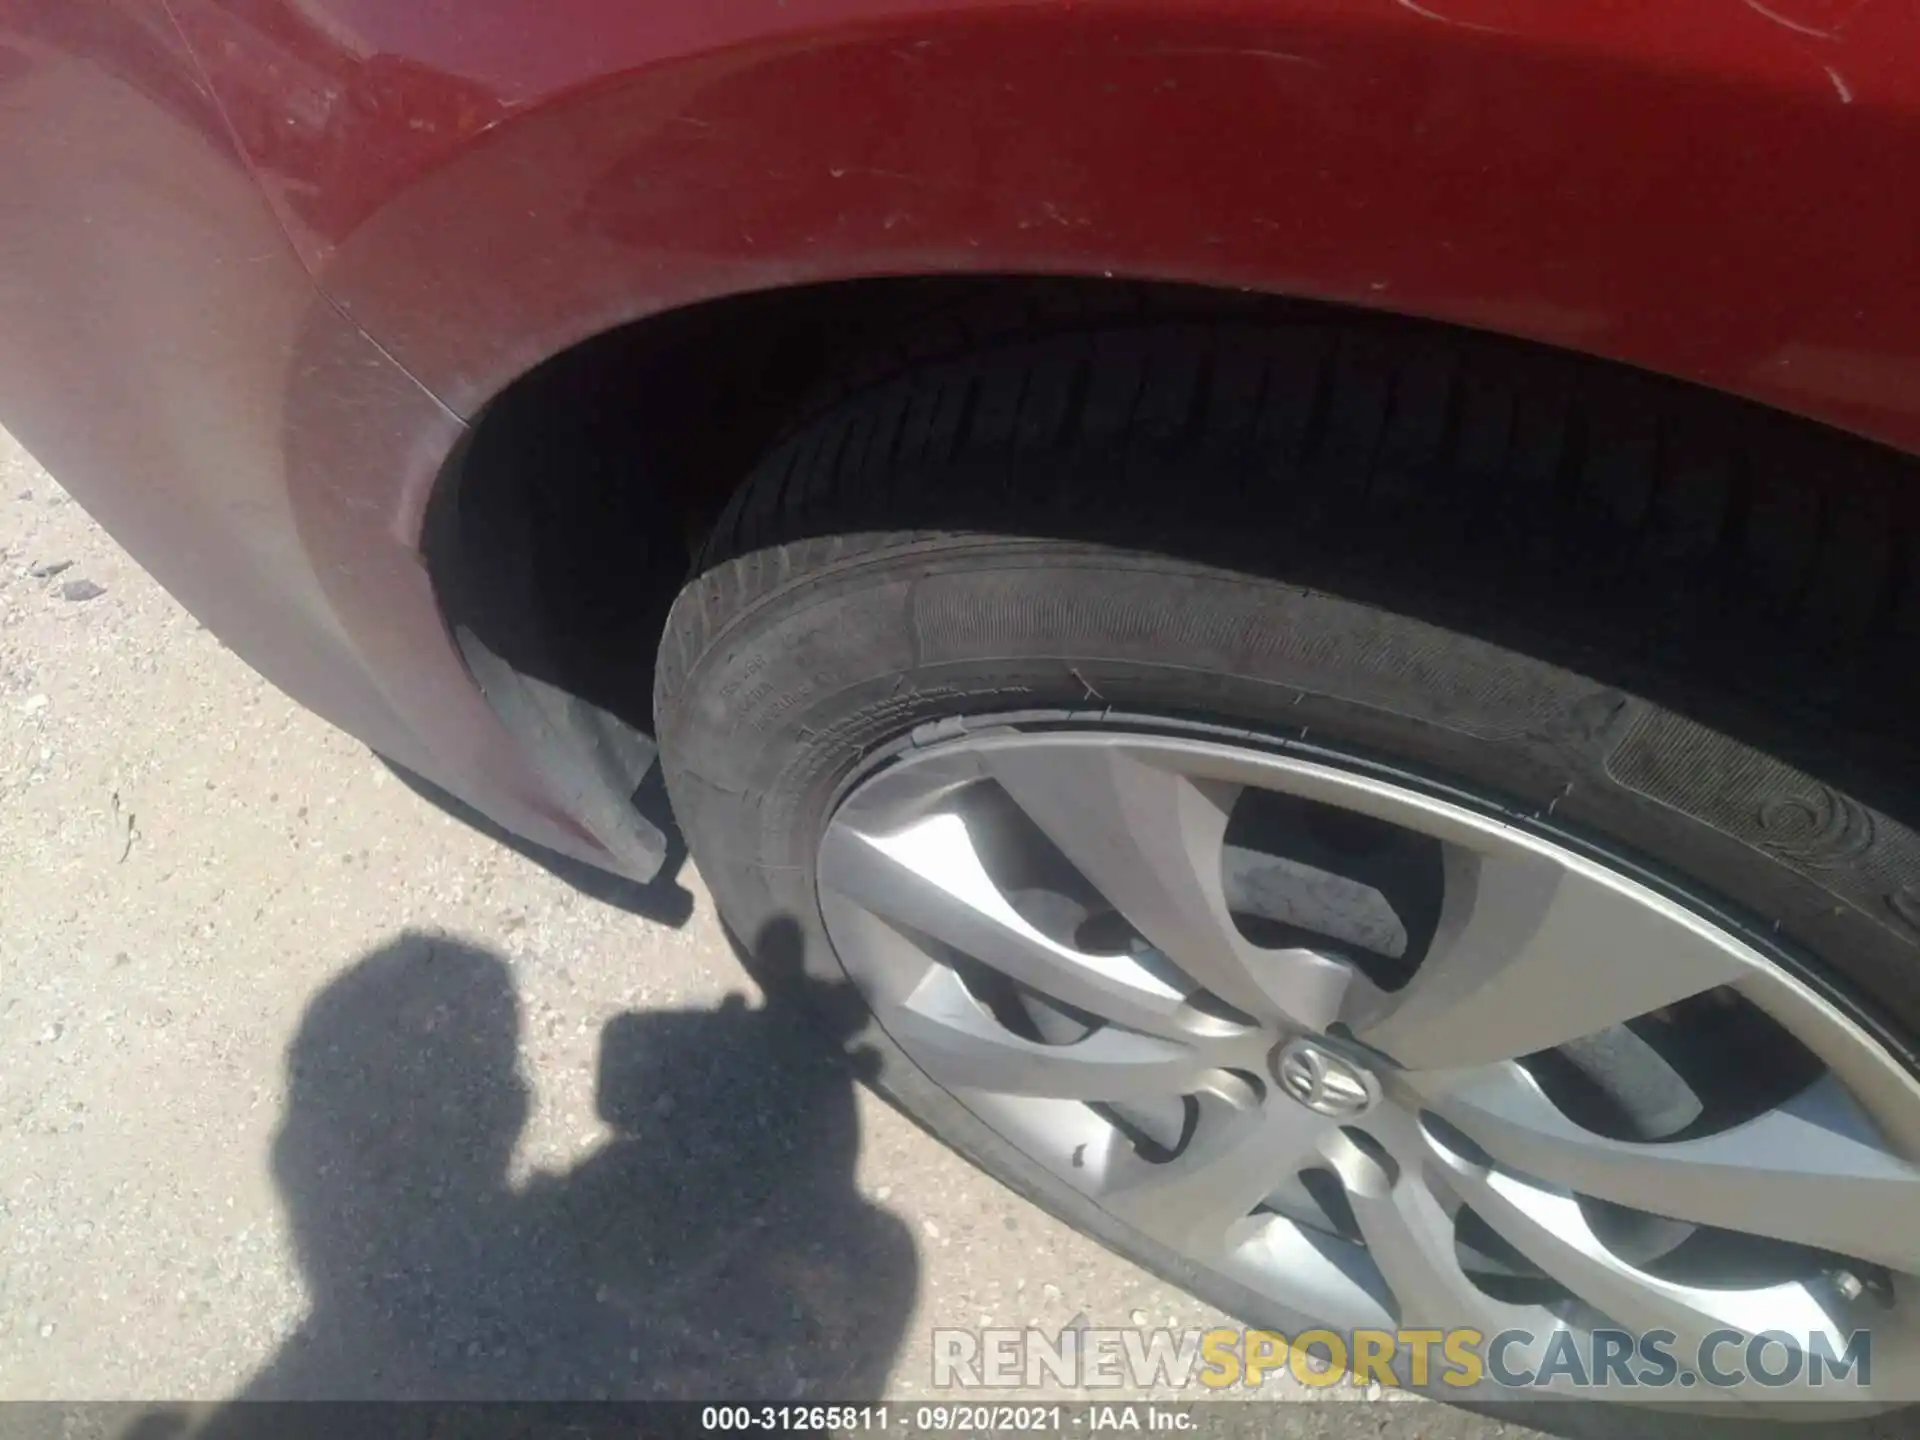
[1273,1038,1380,1119]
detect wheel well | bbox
[425,275,1290,739]
[424,273,1918,771]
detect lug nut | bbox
[1833,1270,1865,1302]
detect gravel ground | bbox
[0,424,1601,1436]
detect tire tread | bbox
[663,316,1920,786]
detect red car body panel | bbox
[3,0,1918,876]
[0,0,600,865]
[169,0,1920,442]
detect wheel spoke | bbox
[980,742,1354,1029]
[1337,1132,1552,1334]
[819,813,1203,1039]
[885,967,1210,1099]
[1439,1155,1846,1360]
[1419,1068,1920,1274]
[1350,849,1750,1069]
[1100,1078,1337,1253]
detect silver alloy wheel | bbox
[816,728,1920,1401]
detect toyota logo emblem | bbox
[1273,1039,1380,1119]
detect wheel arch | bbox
[179,0,1920,454]
[265,0,1920,877]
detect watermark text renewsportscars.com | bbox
[932,1325,1874,1394]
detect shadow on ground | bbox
[119,921,914,1437]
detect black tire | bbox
[655,317,1920,1429]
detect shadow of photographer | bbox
[148,922,913,1434]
